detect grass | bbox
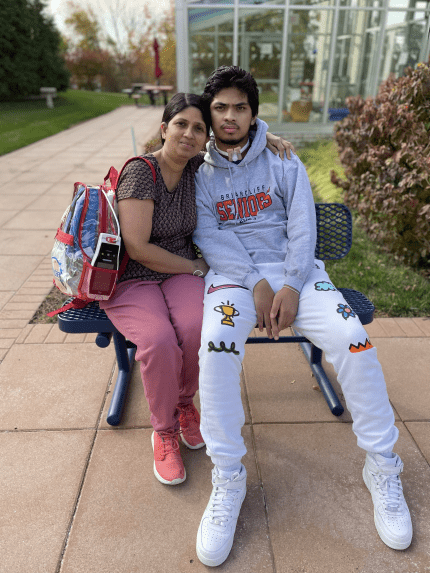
[324,221,430,317]
[296,139,345,203]
[0,90,152,156]
[296,139,430,318]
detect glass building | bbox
[175,0,430,131]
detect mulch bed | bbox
[30,286,69,324]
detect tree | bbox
[65,2,118,91]
[0,0,69,99]
[31,0,70,91]
[61,0,176,91]
[65,2,102,51]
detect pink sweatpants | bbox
[100,274,205,432]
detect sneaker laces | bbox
[208,472,242,528]
[179,404,197,427]
[179,404,199,435]
[157,429,180,457]
[371,463,405,514]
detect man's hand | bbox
[270,286,300,340]
[253,279,275,338]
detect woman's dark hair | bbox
[161,92,211,145]
[202,66,259,118]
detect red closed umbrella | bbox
[153,38,163,82]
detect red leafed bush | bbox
[331,61,430,268]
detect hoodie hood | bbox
[204,118,269,169]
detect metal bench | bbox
[57,203,374,425]
[40,87,57,109]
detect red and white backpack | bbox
[48,157,156,316]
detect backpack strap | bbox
[116,156,157,278]
[116,156,156,186]
[46,292,89,317]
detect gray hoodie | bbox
[193,118,317,293]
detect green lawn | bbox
[296,139,345,203]
[0,90,152,156]
[297,139,430,317]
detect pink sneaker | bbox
[179,404,205,449]
[151,430,186,485]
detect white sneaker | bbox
[196,465,247,567]
[363,453,412,550]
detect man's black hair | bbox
[202,66,259,118]
[160,92,211,145]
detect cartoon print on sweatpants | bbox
[337,303,357,320]
[214,301,239,327]
[349,338,374,353]
[315,281,337,292]
[208,341,240,355]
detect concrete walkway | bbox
[0,106,429,573]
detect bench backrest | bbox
[315,203,352,261]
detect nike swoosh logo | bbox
[207,284,248,294]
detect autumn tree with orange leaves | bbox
[62,0,176,92]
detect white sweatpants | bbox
[198,262,398,470]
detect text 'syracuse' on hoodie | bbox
[193,118,317,294]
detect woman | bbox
[101,93,294,486]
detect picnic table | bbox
[122,84,173,106]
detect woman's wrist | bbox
[191,259,202,276]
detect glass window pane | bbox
[189,8,234,94]
[239,0,284,5]
[380,11,428,81]
[293,0,335,6]
[279,9,333,124]
[340,0,384,7]
[238,9,284,121]
[388,0,411,7]
[188,0,233,5]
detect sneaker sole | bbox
[363,466,412,551]
[151,432,186,486]
[196,488,246,567]
[180,433,205,450]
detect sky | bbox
[46,0,171,38]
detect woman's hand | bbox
[266,132,296,160]
[193,257,210,278]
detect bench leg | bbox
[106,331,137,426]
[296,335,344,416]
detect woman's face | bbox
[161,106,209,160]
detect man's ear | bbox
[250,116,257,126]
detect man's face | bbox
[209,87,256,151]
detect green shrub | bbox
[331,61,430,269]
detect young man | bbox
[193,66,412,567]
